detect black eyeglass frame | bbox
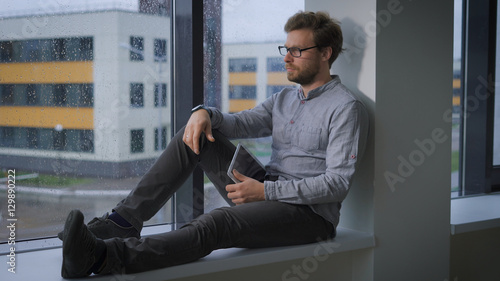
[278,45,319,57]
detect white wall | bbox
[307,0,453,280]
[308,0,377,236]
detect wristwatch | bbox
[191,104,212,117]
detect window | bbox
[154,39,167,62]
[229,58,257,72]
[0,1,172,245]
[78,37,94,61]
[0,127,94,152]
[52,38,67,61]
[1,84,14,104]
[0,0,305,249]
[26,84,38,105]
[0,127,15,147]
[155,126,167,151]
[0,41,13,62]
[130,129,144,153]
[0,84,92,106]
[53,129,67,151]
[53,84,67,106]
[130,36,144,61]
[267,57,285,72]
[454,0,499,196]
[79,84,94,107]
[130,83,144,107]
[154,83,167,107]
[0,37,93,62]
[202,0,304,213]
[79,130,94,152]
[229,85,256,99]
[26,128,39,149]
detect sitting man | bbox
[60,10,369,278]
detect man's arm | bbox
[183,92,275,154]
[210,94,275,139]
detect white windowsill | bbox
[0,227,374,281]
[450,192,500,235]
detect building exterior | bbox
[222,43,295,113]
[139,0,170,16]
[0,10,293,178]
[0,11,170,177]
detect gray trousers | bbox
[102,128,334,274]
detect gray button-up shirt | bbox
[210,75,369,228]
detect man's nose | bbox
[283,51,293,63]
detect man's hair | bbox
[284,11,344,67]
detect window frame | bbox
[170,0,205,227]
[0,0,206,252]
[459,0,499,195]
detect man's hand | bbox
[183,109,215,154]
[226,170,265,205]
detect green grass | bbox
[1,170,32,177]
[15,173,94,188]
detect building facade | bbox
[222,43,295,113]
[0,11,293,178]
[0,11,170,177]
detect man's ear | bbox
[321,46,333,62]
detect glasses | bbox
[278,45,319,57]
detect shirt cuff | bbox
[207,106,223,129]
[264,181,277,201]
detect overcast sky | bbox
[221,0,303,43]
[0,0,462,56]
[0,0,304,44]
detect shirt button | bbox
[290,120,295,124]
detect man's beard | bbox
[286,63,319,85]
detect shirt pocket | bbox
[294,126,322,151]
[273,122,291,146]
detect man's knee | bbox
[193,207,233,229]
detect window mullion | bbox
[461,0,496,195]
[171,0,205,227]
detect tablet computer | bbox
[227,143,267,183]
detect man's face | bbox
[283,29,321,86]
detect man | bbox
[61,11,369,278]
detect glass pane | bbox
[203,0,304,212]
[0,1,172,242]
[494,1,500,166]
[451,0,462,197]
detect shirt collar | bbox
[298,75,341,100]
